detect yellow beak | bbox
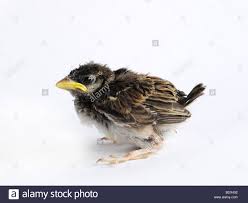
[56,77,88,92]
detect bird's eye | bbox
[82,75,96,84]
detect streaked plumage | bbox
[56,62,205,164]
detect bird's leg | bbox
[97,136,116,145]
[96,146,160,164]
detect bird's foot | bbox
[97,137,115,145]
[96,155,127,164]
[96,148,154,165]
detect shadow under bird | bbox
[56,62,205,164]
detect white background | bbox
[0,0,247,185]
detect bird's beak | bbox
[56,77,88,93]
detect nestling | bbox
[56,62,205,164]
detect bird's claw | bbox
[96,155,126,165]
[97,137,115,145]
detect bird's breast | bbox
[74,100,110,133]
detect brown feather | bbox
[94,69,204,127]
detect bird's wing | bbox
[94,70,190,127]
[144,76,191,124]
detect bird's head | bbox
[56,62,113,97]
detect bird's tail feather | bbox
[179,83,206,107]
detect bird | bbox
[56,62,205,164]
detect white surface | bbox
[0,0,248,185]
